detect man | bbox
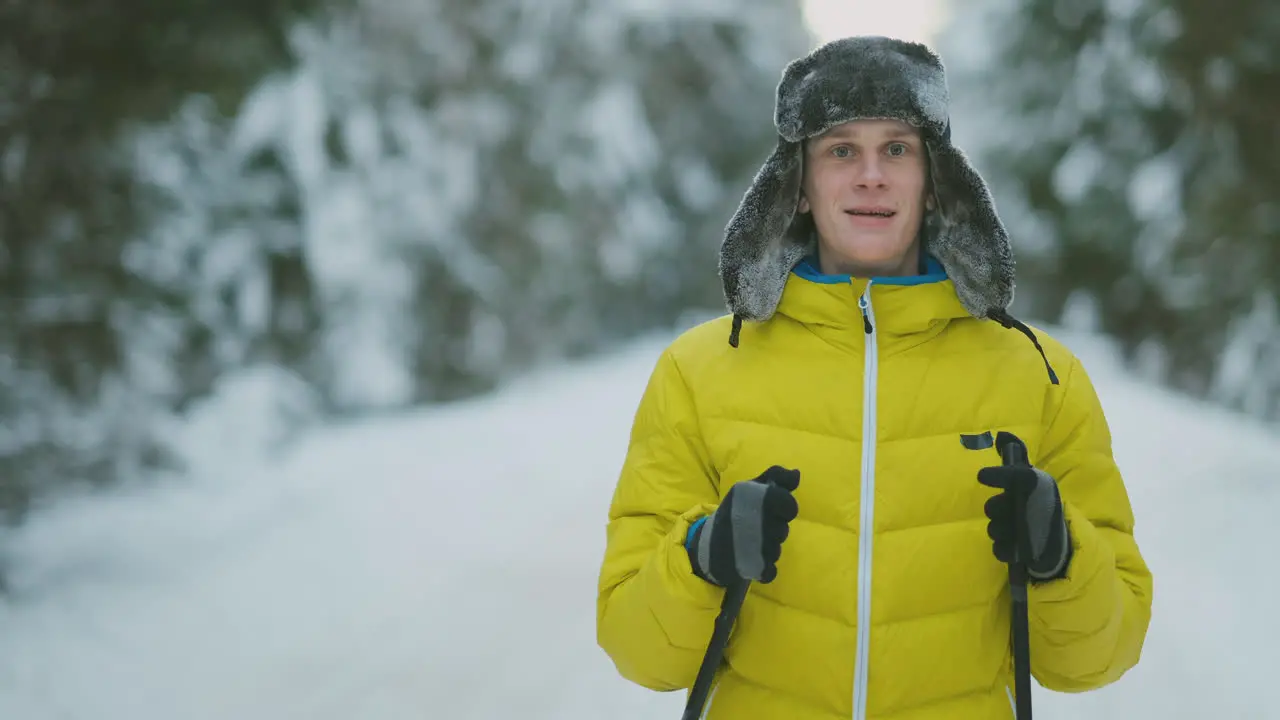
[595,36,1153,719]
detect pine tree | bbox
[159,0,814,411]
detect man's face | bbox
[798,119,930,277]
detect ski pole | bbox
[681,578,749,720]
[996,431,1034,720]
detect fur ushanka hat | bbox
[720,36,1049,372]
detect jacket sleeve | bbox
[1028,352,1154,692]
[596,346,725,691]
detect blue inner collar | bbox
[793,252,948,286]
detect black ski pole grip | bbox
[995,431,1034,720]
[997,431,1029,468]
[996,431,1031,594]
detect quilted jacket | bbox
[595,260,1153,719]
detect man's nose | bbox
[855,157,888,187]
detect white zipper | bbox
[853,283,879,720]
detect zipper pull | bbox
[859,293,873,334]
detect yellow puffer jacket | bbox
[596,265,1154,719]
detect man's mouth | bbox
[845,208,896,218]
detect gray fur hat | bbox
[720,36,1014,329]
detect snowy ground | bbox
[0,321,1275,720]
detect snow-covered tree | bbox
[0,0,328,522]
[1,0,815,526]
[142,0,813,415]
[937,0,1280,419]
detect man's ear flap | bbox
[796,145,810,213]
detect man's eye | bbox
[887,143,908,156]
[832,146,852,158]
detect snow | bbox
[0,321,1277,720]
[577,81,662,189]
[1127,149,1183,222]
[1213,292,1280,418]
[1052,139,1107,205]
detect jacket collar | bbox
[726,252,1060,384]
[776,253,970,338]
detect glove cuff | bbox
[684,515,724,586]
[1028,507,1072,581]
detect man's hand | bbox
[686,466,800,585]
[978,463,1072,581]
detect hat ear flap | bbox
[923,139,1015,317]
[720,137,814,321]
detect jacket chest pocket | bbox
[914,425,1046,527]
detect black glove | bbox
[978,464,1072,581]
[685,466,800,585]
